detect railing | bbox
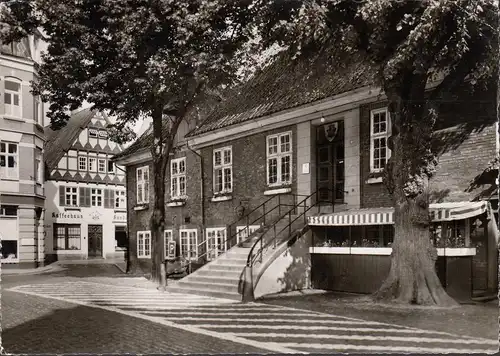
[245,188,335,270]
[195,193,305,264]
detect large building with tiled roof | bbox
[115,46,498,301]
[0,33,47,268]
[44,108,128,262]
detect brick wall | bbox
[201,125,298,238]
[360,85,497,208]
[126,125,298,270]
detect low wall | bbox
[254,232,312,299]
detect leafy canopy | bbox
[1,0,259,138]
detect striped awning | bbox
[429,201,488,222]
[307,208,394,226]
[308,201,489,226]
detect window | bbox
[370,108,392,172]
[206,228,227,261]
[108,160,115,173]
[213,147,232,194]
[0,142,18,179]
[164,229,173,258]
[267,132,292,186]
[104,189,115,209]
[88,128,98,138]
[4,79,21,117]
[88,157,97,172]
[137,231,151,258]
[35,149,42,184]
[98,159,106,173]
[34,96,43,125]
[136,166,150,204]
[170,157,186,199]
[236,225,261,244]
[65,187,78,206]
[79,156,87,171]
[0,205,17,216]
[98,130,108,139]
[54,224,81,250]
[115,190,126,209]
[180,229,198,260]
[91,188,103,207]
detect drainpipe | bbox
[186,140,205,226]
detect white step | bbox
[187,275,240,285]
[176,280,239,294]
[166,285,241,301]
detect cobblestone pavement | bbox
[6,280,498,354]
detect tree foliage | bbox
[257,0,498,305]
[1,0,261,280]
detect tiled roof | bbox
[114,46,376,161]
[44,108,96,171]
[186,47,376,137]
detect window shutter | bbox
[104,189,110,208]
[59,186,65,206]
[85,188,91,207]
[109,189,115,208]
[79,187,85,206]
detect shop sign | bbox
[52,212,83,219]
[113,213,127,222]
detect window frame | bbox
[213,146,233,194]
[35,149,42,184]
[4,78,22,118]
[137,230,151,258]
[65,186,79,207]
[266,131,293,187]
[98,158,106,173]
[164,229,173,258]
[107,160,115,174]
[88,157,97,172]
[53,223,81,250]
[0,141,19,180]
[179,228,198,261]
[88,128,98,139]
[136,165,150,204]
[170,157,187,199]
[91,188,103,207]
[78,156,87,171]
[205,227,227,261]
[369,107,392,173]
[115,190,126,209]
[34,96,43,126]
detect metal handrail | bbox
[196,194,304,262]
[246,188,335,268]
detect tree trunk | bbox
[150,155,167,283]
[126,232,140,274]
[373,86,457,306]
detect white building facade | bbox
[44,109,127,261]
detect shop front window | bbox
[313,225,394,247]
[431,220,470,248]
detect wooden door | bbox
[88,224,103,257]
[316,121,345,203]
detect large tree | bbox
[1,0,259,282]
[258,0,498,306]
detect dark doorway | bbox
[316,121,345,204]
[88,224,103,258]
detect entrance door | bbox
[88,224,103,258]
[317,121,345,203]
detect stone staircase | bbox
[165,247,249,301]
[166,211,307,301]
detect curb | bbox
[2,265,67,276]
